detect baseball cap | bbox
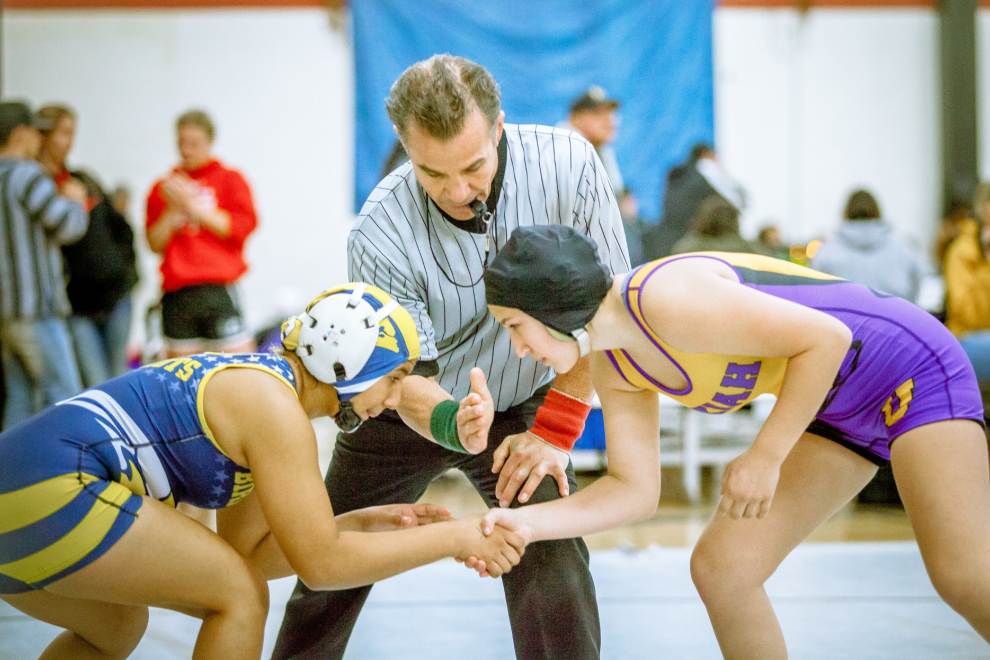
[485,225,612,334]
[569,86,620,114]
[0,101,54,135]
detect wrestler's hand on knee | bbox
[457,368,495,454]
[717,448,780,520]
[492,432,569,507]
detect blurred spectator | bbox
[935,198,973,270]
[146,109,258,357]
[757,223,788,259]
[37,105,138,386]
[671,195,758,254]
[110,183,132,217]
[812,189,925,303]
[943,182,990,381]
[561,86,647,263]
[646,142,746,259]
[0,100,87,429]
[618,186,647,266]
[379,139,409,179]
[562,86,624,192]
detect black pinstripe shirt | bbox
[349,124,629,410]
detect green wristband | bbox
[430,399,467,453]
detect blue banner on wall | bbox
[352,0,714,222]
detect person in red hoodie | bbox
[146,109,258,357]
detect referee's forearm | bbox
[396,375,454,442]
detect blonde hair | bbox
[176,109,215,141]
[37,104,76,135]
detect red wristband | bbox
[528,388,592,452]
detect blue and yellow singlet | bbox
[0,352,297,593]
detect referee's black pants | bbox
[271,395,602,660]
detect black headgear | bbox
[485,225,612,334]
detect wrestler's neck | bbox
[283,352,341,419]
[585,281,640,352]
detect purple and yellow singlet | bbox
[607,253,984,464]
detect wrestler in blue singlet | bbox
[0,352,296,594]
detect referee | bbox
[273,54,629,660]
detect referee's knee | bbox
[516,473,573,506]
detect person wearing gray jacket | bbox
[812,189,926,303]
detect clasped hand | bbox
[457,513,529,578]
[353,504,527,578]
[162,173,214,220]
[458,508,534,578]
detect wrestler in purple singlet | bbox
[624,255,984,464]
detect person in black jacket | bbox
[644,142,747,259]
[61,170,139,384]
[37,105,138,385]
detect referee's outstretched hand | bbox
[457,368,495,454]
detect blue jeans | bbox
[68,296,133,387]
[960,331,990,382]
[1,317,83,430]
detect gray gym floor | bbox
[2,541,987,659]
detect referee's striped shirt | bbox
[349,124,630,411]
[0,158,87,321]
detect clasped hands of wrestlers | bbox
[398,367,563,578]
[454,444,785,578]
[393,367,784,578]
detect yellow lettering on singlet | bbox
[882,378,915,427]
[227,471,255,506]
[147,357,204,382]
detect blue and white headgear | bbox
[280,283,421,401]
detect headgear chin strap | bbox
[334,400,364,433]
[547,325,593,357]
[571,327,592,357]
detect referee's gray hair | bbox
[386,54,501,140]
